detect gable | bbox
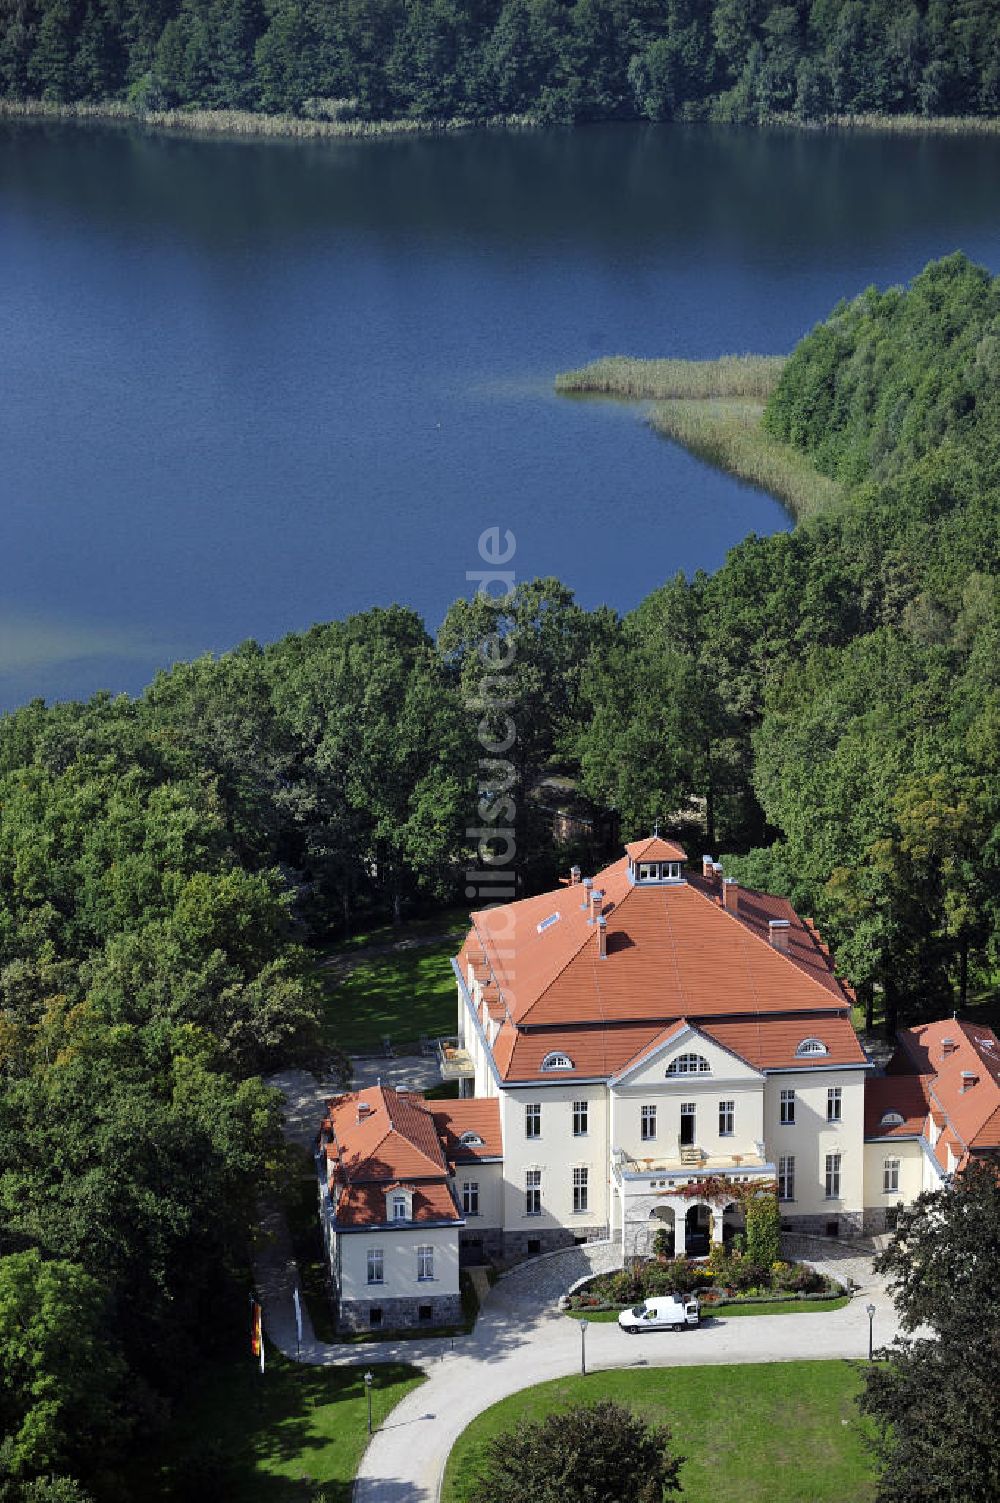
[611,1022,761,1089]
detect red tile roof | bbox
[333,1180,461,1228]
[428,1099,503,1161]
[864,1075,932,1139]
[468,855,851,1030]
[885,1019,1000,1166]
[625,836,689,863]
[702,1015,867,1072]
[322,1085,448,1183]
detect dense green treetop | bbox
[2,0,1000,125]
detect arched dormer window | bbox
[459,1131,485,1147]
[541,1051,574,1071]
[795,1038,828,1057]
[666,1052,711,1076]
[880,1111,904,1128]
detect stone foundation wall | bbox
[861,1207,901,1237]
[338,1292,462,1334]
[459,1226,504,1263]
[779,1210,866,1239]
[502,1225,608,1261]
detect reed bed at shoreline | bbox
[556,354,788,403]
[0,97,538,140]
[3,95,999,144]
[650,398,843,520]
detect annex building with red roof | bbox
[316,1084,502,1332]
[451,841,873,1259]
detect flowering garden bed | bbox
[564,1252,840,1315]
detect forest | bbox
[1,251,999,1498]
[2,0,1000,124]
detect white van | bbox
[618,1296,700,1333]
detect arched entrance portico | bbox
[649,1204,675,1256]
[684,1202,711,1257]
[722,1201,746,1247]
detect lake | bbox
[2,120,1000,707]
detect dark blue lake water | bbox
[2,121,999,707]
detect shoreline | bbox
[2,97,1000,145]
[556,355,843,522]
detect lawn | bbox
[441,1361,874,1503]
[145,1349,423,1502]
[321,938,461,1054]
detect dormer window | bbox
[635,861,683,883]
[666,1052,711,1076]
[880,1110,905,1127]
[459,1131,485,1147]
[541,1051,574,1071]
[391,1194,408,1221]
[795,1038,828,1057]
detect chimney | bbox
[941,1037,958,1059]
[570,864,582,886]
[722,878,740,914]
[768,918,791,952]
[960,1070,978,1092]
[713,862,724,883]
[702,854,714,881]
[589,888,604,924]
[597,914,608,958]
[357,1101,373,1124]
[580,876,593,911]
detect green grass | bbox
[441,1361,874,1503]
[321,937,460,1054]
[565,1294,849,1320]
[144,1350,423,1502]
[331,907,468,953]
[556,353,787,402]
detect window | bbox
[638,863,655,881]
[883,1158,900,1195]
[369,1306,383,1327]
[459,1130,485,1146]
[879,1111,904,1128]
[779,1089,796,1125]
[525,1169,541,1216]
[391,1194,408,1221]
[572,1100,588,1137]
[666,1052,711,1076]
[417,1245,434,1282]
[418,1305,433,1322]
[572,1167,589,1214]
[827,1087,842,1123]
[778,1155,795,1201]
[536,912,560,934]
[719,1100,735,1136]
[796,1038,828,1057]
[825,1153,842,1200]
[462,1181,480,1216]
[665,862,681,880]
[541,1052,574,1071]
[366,1249,384,1285]
[640,1105,657,1141]
[525,1103,541,1138]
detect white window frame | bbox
[541,1051,573,1071]
[640,1104,657,1141]
[719,1099,735,1136]
[883,1158,900,1195]
[391,1194,408,1221]
[827,1087,842,1123]
[779,1089,796,1125]
[572,1100,588,1137]
[572,1167,589,1214]
[462,1180,480,1216]
[417,1245,434,1282]
[667,1052,711,1076]
[796,1038,828,1057]
[525,1102,541,1139]
[825,1152,842,1200]
[366,1248,384,1285]
[525,1168,541,1216]
[778,1154,795,1202]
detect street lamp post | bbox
[866,1303,876,1362]
[364,1369,374,1435]
[580,1317,588,1377]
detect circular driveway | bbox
[352,1245,898,1503]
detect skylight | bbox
[537,912,561,934]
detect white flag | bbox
[293,1286,303,1348]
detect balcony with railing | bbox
[436,1036,475,1081]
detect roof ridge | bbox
[686,877,852,1010]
